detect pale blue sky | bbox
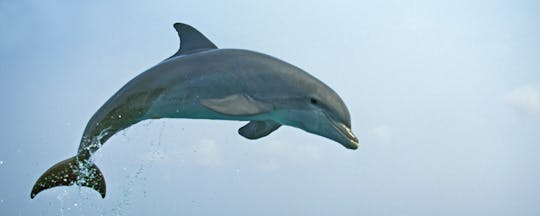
[1,0,539,215]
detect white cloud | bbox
[192,139,221,168]
[505,84,540,115]
[264,139,322,160]
[255,138,324,171]
[258,158,279,172]
[371,125,391,143]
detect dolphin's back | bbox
[137,49,323,117]
[150,49,319,96]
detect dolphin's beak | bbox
[328,117,358,150]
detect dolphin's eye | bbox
[310,98,318,105]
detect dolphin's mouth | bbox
[329,118,358,150]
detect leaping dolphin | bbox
[31,23,358,199]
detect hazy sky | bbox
[1,0,539,215]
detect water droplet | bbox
[0,161,3,165]
[118,114,122,118]
[73,203,78,207]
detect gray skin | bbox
[30,23,358,199]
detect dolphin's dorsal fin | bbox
[171,23,217,58]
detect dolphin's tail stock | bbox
[30,156,106,199]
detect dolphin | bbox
[30,23,358,199]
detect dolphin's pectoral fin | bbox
[238,120,281,139]
[169,23,218,58]
[31,156,106,199]
[201,94,273,116]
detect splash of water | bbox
[111,164,147,215]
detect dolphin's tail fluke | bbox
[30,156,106,199]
